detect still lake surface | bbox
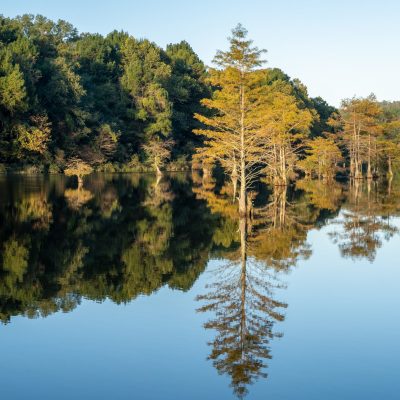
[0,172,399,400]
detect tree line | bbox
[0,15,336,175]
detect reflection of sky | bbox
[1,219,400,399]
[269,219,400,400]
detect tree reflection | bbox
[64,188,94,210]
[197,215,287,398]
[296,178,344,212]
[194,179,315,397]
[249,185,313,270]
[329,179,400,261]
[0,173,219,322]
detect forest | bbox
[1,15,400,209]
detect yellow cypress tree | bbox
[194,24,269,216]
[336,95,382,179]
[262,90,314,185]
[297,136,343,179]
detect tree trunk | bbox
[231,160,238,202]
[367,134,373,179]
[354,161,362,179]
[350,157,355,177]
[232,176,238,203]
[278,185,287,228]
[353,178,360,202]
[281,147,286,185]
[367,162,373,179]
[367,178,371,199]
[155,173,161,187]
[155,162,162,177]
[77,175,83,190]
[232,156,238,179]
[239,71,246,217]
[275,146,287,186]
[239,167,246,217]
[387,156,393,177]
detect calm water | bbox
[0,173,399,400]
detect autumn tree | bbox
[336,95,382,179]
[142,138,174,176]
[378,106,400,177]
[64,157,93,188]
[297,136,343,179]
[261,89,314,185]
[194,24,269,216]
[378,137,400,178]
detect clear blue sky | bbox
[2,0,399,106]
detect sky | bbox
[1,0,400,106]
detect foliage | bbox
[121,37,172,139]
[0,15,210,170]
[334,95,382,178]
[17,115,51,156]
[166,41,211,155]
[297,136,343,179]
[261,89,314,185]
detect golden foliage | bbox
[297,136,343,179]
[17,115,51,155]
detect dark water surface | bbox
[0,173,399,399]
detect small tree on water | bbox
[64,158,93,188]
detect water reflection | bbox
[1,173,400,397]
[193,174,400,397]
[0,173,218,322]
[328,179,400,262]
[197,219,287,398]
[193,177,314,397]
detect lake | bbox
[0,173,399,400]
